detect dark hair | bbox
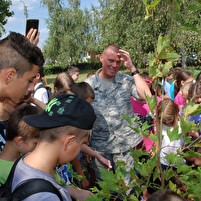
[140,71,149,79]
[196,71,201,82]
[71,82,95,100]
[172,67,183,80]
[6,104,42,141]
[38,67,45,77]
[0,32,44,76]
[174,70,193,97]
[147,189,186,201]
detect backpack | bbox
[33,83,52,101]
[0,156,63,201]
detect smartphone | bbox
[25,19,39,36]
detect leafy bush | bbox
[44,62,102,75]
[85,35,201,201]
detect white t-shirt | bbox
[33,82,49,104]
[160,123,184,166]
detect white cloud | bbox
[40,28,49,34]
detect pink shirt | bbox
[174,92,186,107]
[131,97,161,151]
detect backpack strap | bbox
[4,155,24,189]
[12,178,63,201]
[33,83,51,100]
[33,83,45,96]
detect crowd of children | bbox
[0,30,200,201]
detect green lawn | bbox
[46,69,95,89]
[46,67,200,89]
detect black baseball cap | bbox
[23,93,96,130]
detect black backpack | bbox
[0,156,63,201]
[33,83,52,101]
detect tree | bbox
[42,0,94,66]
[91,0,201,67]
[0,0,13,37]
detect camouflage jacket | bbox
[85,69,143,154]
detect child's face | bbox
[181,77,194,86]
[71,72,80,81]
[166,74,173,82]
[182,90,189,101]
[86,97,94,104]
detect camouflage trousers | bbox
[90,149,134,186]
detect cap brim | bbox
[23,114,68,129]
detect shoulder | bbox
[85,69,101,88]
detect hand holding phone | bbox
[25,19,39,36]
[25,19,40,46]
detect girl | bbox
[174,70,194,110]
[155,99,184,167]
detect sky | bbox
[2,0,99,48]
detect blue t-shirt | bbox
[0,120,8,152]
[189,113,201,135]
[170,82,175,100]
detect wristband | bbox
[131,70,139,76]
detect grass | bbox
[46,69,95,89]
[46,66,200,89]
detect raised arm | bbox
[119,49,152,99]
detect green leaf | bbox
[161,61,173,76]
[181,23,199,32]
[166,52,180,60]
[180,116,196,134]
[188,4,201,11]
[145,95,157,115]
[165,153,183,166]
[149,0,160,9]
[148,52,155,67]
[167,126,182,142]
[157,35,170,56]
[169,180,177,192]
[183,103,201,117]
[182,150,201,159]
[122,113,132,125]
[150,133,158,142]
[177,164,191,174]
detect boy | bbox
[12,93,96,200]
[0,32,44,105]
[0,104,41,184]
[33,68,50,104]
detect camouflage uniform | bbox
[85,69,143,182]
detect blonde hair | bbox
[54,72,74,93]
[155,99,179,134]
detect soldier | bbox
[85,44,151,184]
